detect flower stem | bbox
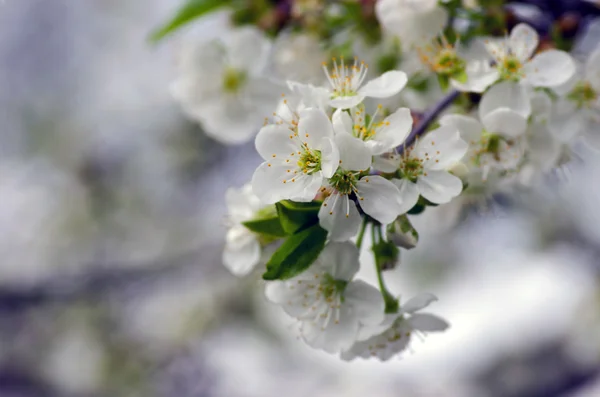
[371,224,399,314]
[399,89,460,154]
[356,217,368,250]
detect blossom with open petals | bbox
[341,292,448,361]
[171,27,281,144]
[265,242,384,353]
[252,108,339,204]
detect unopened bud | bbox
[386,214,419,250]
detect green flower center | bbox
[399,157,424,182]
[297,148,322,175]
[222,68,247,93]
[320,273,348,300]
[499,56,523,81]
[328,169,358,195]
[434,49,466,76]
[568,81,598,108]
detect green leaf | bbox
[149,0,230,42]
[242,216,287,237]
[276,200,321,234]
[437,74,450,92]
[262,224,328,280]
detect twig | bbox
[399,89,460,154]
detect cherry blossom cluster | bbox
[157,0,598,361]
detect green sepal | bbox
[262,224,328,280]
[453,69,469,84]
[149,0,230,42]
[275,200,321,235]
[437,74,450,92]
[242,217,287,238]
[372,240,400,271]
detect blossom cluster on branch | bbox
[155,0,599,361]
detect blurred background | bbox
[0,0,599,396]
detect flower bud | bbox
[386,214,419,250]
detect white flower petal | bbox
[319,137,340,178]
[297,108,334,148]
[222,229,261,276]
[439,114,484,143]
[509,23,539,62]
[415,126,468,170]
[372,153,401,173]
[287,81,330,109]
[402,293,438,314]
[523,50,576,88]
[585,48,600,91]
[332,109,354,136]
[358,70,408,99]
[301,305,359,353]
[356,175,402,224]
[330,95,366,110]
[255,124,298,160]
[319,194,361,242]
[225,27,271,73]
[451,66,499,93]
[317,242,360,281]
[369,107,413,154]
[408,313,449,332]
[252,162,320,204]
[335,133,372,171]
[393,178,420,215]
[344,280,385,326]
[416,170,463,204]
[225,185,260,222]
[482,108,528,138]
[483,37,509,63]
[479,80,531,119]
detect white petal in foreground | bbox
[335,133,372,171]
[523,50,576,88]
[318,193,362,241]
[402,292,438,314]
[356,175,402,224]
[416,170,463,204]
[479,80,531,119]
[482,108,528,138]
[393,178,420,215]
[358,70,408,99]
[509,23,539,62]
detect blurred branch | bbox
[399,89,460,154]
[0,245,219,312]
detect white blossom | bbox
[265,242,385,353]
[171,27,281,144]
[374,126,468,214]
[223,184,264,277]
[375,0,448,49]
[332,104,413,155]
[289,59,408,110]
[549,48,600,149]
[341,292,448,361]
[458,23,576,93]
[319,132,404,241]
[252,108,340,204]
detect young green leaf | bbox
[262,224,328,280]
[242,216,287,237]
[275,200,321,234]
[149,0,230,42]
